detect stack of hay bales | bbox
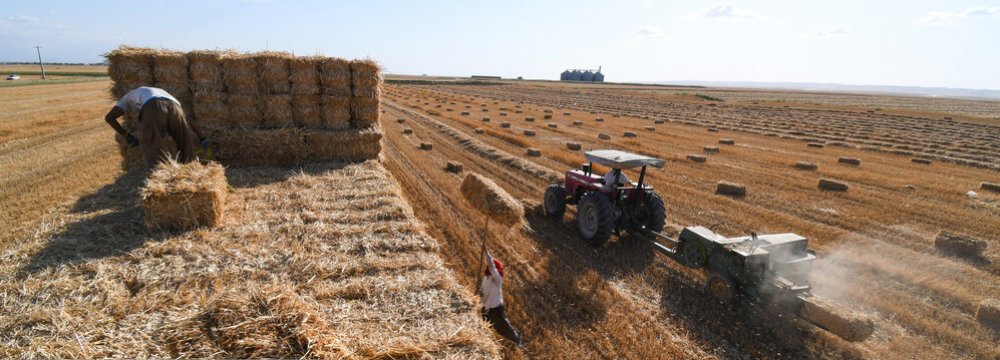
[141,160,227,231]
[460,172,524,225]
[105,46,383,168]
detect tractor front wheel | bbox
[643,192,666,233]
[543,184,567,219]
[577,192,614,247]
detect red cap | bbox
[485,258,505,277]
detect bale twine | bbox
[818,178,849,192]
[500,122,511,128]
[794,161,818,171]
[526,148,542,157]
[446,161,464,174]
[320,95,351,129]
[141,160,227,231]
[548,123,558,128]
[543,114,553,119]
[687,154,707,163]
[255,51,292,94]
[598,133,611,140]
[319,57,351,97]
[807,143,825,148]
[482,116,491,122]
[187,50,225,92]
[838,157,861,166]
[595,117,604,122]
[525,116,535,122]
[719,138,736,145]
[524,130,536,137]
[474,128,485,134]
[716,181,747,197]
[566,142,581,151]
[976,299,1000,328]
[703,146,720,153]
[460,172,524,225]
[222,52,260,95]
[934,231,988,257]
[799,297,874,342]
[980,182,1000,193]
[402,128,413,134]
[292,95,323,128]
[289,56,322,95]
[623,131,638,138]
[261,95,294,128]
[420,142,433,150]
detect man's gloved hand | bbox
[200,137,213,148]
[125,133,139,147]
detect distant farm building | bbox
[560,66,604,82]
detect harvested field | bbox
[380,81,1000,359]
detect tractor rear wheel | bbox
[543,184,567,219]
[577,192,614,247]
[707,272,737,305]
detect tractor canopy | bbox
[584,150,666,169]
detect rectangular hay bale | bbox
[304,125,383,162]
[105,46,154,97]
[187,50,226,92]
[321,95,352,130]
[226,94,262,127]
[141,160,227,231]
[222,52,260,95]
[214,128,307,165]
[193,91,229,129]
[290,56,323,95]
[256,51,292,94]
[261,94,294,128]
[320,57,352,97]
[351,87,381,128]
[293,95,324,128]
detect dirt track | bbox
[380,83,1000,359]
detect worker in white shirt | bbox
[480,242,522,345]
[104,86,209,168]
[603,168,631,189]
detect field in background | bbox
[0,64,108,88]
[2,78,998,358]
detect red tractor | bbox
[543,150,667,246]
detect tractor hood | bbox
[585,150,666,169]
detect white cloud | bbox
[802,25,849,38]
[916,6,997,27]
[700,4,760,19]
[7,15,40,23]
[635,27,666,39]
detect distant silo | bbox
[593,71,604,82]
[560,70,571,81]
[569,70,583,81]
[581,70,594,82]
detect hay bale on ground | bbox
[595,117,604,122]
[719,138,736,145]
[645,126,655,132]
[807,143,825,148]
[976,299,1000,328]
[222,52,260,95]
[624,131,637,138]
[141,160,227,231]
[500,122,511,128]
[598,133,611,140]
[704,146,720,153]
[293,95,323,128]
[707,128,719,132]
[526,148,541,157]
[562,112,571,116]
[838,157,861,166]
[654,120,665,124]
[687,154,706,163]
[255,51,292,94]
[105,46,154,98]
[566,142,581,150]
[911,158,932,165]
[474,128,485,134]
[319,57,351,97]
[187,50,225,92]
[446,161,464,173]
[572,120,583,126]
[524,130,536,136]
[261,95,294,128]
[420,142,433,150]
[289,56,322,95]
[980,182,1000,193]
[305,125,383,162]
[794,161,818,171]
[321,95,351,130]
[396,118,405,123]
[525,116,535,122]
[215,128,307,165]
[547,123,558,128]
[193,91,229,129]
[226,94,262,127]
[482,116,491,122]
[460,173,524,225]
[461,111,471,116]
[934,231,988,257]
[819,178,849,192]
[799,297,874,342]
[716,181,747,197]
[402,128,413,134]
[543,114,553,120]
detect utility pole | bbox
[34,46,46,79]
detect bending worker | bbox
[104,86,208,167]
[480,243,522,345]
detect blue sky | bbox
[2,0,998,89]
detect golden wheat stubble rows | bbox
[0,81,120,244]
[383,84,1000,359]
